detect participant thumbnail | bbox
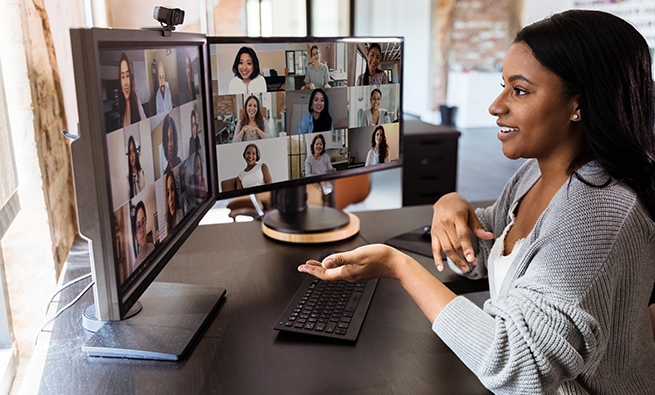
[216,138,289,192]
[212,43,286,95]
[286,88,348,135]
[349,84,400,127]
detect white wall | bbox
[522,0,574,26]
[355,0,431,117]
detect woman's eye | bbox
[500,82,505,88]
[513,87,527,96]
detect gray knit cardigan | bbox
[432,159,655,394]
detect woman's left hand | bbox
[298,244,404,282]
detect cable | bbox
[35,280,94,346]
[44,272,92,317]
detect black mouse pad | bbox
[384,226,436,258]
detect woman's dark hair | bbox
[243,143,261,162]
[310,45,319,57]
[127,136,142,198]
[310,134,326,156]
[362,43,383,86]
[162,114,178,161]
[307,89,332,133]
[164,169,179,232]
[239,95,266,133]
[371,126,389,164]
[515,10,655,217]
[370,88,382,100]
[232,47,261,80]
[132,200,146,246]
[118,53,142,127]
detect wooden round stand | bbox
[262,212,360,243]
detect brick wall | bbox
[431,0,522,109]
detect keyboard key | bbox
[335,328,347,335]
[325,322,336,333]
[304,323,315,330]
[345,292,362,312]
[337,322,349,329]
[315,323,325,332]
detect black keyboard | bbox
[273,276,378,341]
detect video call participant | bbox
[164,169,184,233]
[229,47,267,94]
[365,125,389,166]
[156,61,173,114]
[127,136,145,198]
[192,153,207,204]
[362,89,391,126]
[188,108,201,156]
[236,143,272,189]
[162,114,181,174]
[132,201,155,269]
[299,10,655,393]
[179,55,197,103]
[118,53,146,127]
[233,95,272,142]
[304,45,330,90]
[356,43,388,86]
[304,134,335,176]
[297,89,333,135]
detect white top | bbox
[365,148,379,166]
[228,74,267,94]
[232,119,272,142]
[361,108,391,126]
[238,162,265,188]
[487,201,525,300]
[304,154,333,176]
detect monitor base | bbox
[82,282,225,361]
[262,208,360,243]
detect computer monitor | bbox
[208,38,403,241]
[69,28,224,360]
[69,28,403,360]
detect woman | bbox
[188,109,202,156]
[236,143,272,189]
[118,52,146,127]
[361,89,390,126]
[233,95,272,142]
[192,153,207,203]
[165,169,184,234]
[132,201,155,269]
[304,45,330,90]
[297,89,333,135]
[228,47,267,94]
[304,134,335,176]
[356,44,388,86]
[364,126,389,166]
[299,10,655,393]
[126,136,145,198]
[162,114,181,174]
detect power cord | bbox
[35,278,94,346]
[44,272,92,317]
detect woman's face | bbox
[370,91,381,111]
[375,130,383,146]
[488,42,582,162]
[312,92,325,115]
[191,114,197,138]
[129,141,136,170]
[238,53,254,80]
[244,146,257,166]
[313,138,324,155]
[166,176,176,215]
[135,208,147,246]
[120,60,131,100]
[311,48,320,64]
[166,125,175,160]
[246,98,258,120]
[195,156,202,179]
[367,47,381,74]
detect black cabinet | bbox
[403,120,460,206]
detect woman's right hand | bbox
[431,192,494,272]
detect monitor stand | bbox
[262,185,359,243]
[82,282,225,361]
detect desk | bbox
[23,205,491,394]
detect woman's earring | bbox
[573,114,579,120]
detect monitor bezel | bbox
[70,27,216,321]
[207,36,404,201]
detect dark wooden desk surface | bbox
[23,205,492,394]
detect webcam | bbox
[153,6,185,30]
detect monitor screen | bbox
[70,28,214,321]
[208,38,403,199]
